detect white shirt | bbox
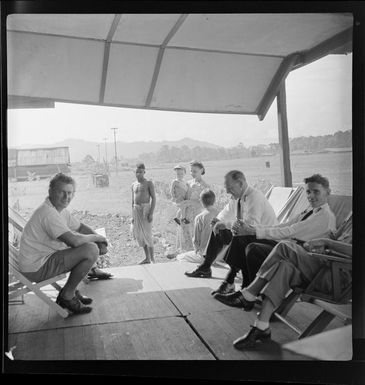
[255,203,336,241]
[19,198,81,272]
[193,206,219,254]
[216,186,278,228]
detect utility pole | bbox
[96,144,101,163]
[111,127,119,175]
[103,137,108,173]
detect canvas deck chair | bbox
[273,195,352,339]
[8,206,69,318]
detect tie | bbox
[301,209,313,221]
[237,198,242,220]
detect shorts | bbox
[22,251,72,283]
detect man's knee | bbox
[80,242,99,262]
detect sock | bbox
[225,268,238,284]
[254,320,270,331]
[241,288,257,302]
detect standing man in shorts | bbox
[19,173,111,315]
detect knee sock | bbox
[225,268,239,284]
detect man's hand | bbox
[147,212,153,223]
[213,221,226,235]
[231,221,256,236]
[210,217,220,227]
[303,238,327,253]
[95,234,108,245]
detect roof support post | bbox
[277,80,292,187]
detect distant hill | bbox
[11,137,221,162]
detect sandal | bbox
[56,294,92,314]
[87,268,113,280]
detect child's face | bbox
[135,168,145,181]
[175,169,185,180]
[190,165,202,178]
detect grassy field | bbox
[8,151,352,266]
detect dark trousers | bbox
[199,229,233,270]
[200,229,277,284]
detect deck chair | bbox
[8,206,69,318]
[273,195,352,338]
[266,186,296,217]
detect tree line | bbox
[139,130,352,163]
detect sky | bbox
[7,53,352,148]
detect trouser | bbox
[199,229,233,270]
[223,236,278,286]
[256,241,324,308]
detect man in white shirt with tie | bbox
[213,173,337,307]
[185,170,277,282]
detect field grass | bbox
[8,151,352,266]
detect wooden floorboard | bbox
[9,317,215,360]
[187,309,310,360]
[9,266,179,333]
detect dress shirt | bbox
[217,186,278,228]
[255,203,336,241]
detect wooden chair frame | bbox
[8,206,69,318]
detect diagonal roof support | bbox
[99,14,121,104]
[292,27,353,71]
[145,14,188,107]
[256,53,300,121]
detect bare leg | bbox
[53,243,99,300]
[139,245,152,264]
[149,246,155,262]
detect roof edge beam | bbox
[8,95,55,109]
[257,53,299,121]
[145,14,188,107]
[292,27,353,71]
[99,14,121,104]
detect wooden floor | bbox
[8,261,348,360]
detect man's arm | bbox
[147,180,156,222]
[58,231,107,248]
[304,238,352,256]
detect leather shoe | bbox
[233,325,271,349]
[211,281,235,296]
[185,267,212,278]
[214,290,255,310]
[56,293,92,315]
[75,290,93,305]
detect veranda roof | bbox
[6,13,353,119]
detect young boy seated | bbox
[174,189,219,263]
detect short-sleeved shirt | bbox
[19,198,81,272]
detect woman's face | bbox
[175,169,185,180]
[190,165,203,178]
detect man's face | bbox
[49,182,74,211]
[224,176,244,199]
[305,182,329,208]
[175,169,185,180]
[135,168,145,181]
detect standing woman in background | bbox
[177,161,210,252]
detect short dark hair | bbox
[200,189,215,207]
[136,162,145,170]
[304,174,330,189]
[190,160,205,175]
[49,173,75,191]
[225,170,246,183]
